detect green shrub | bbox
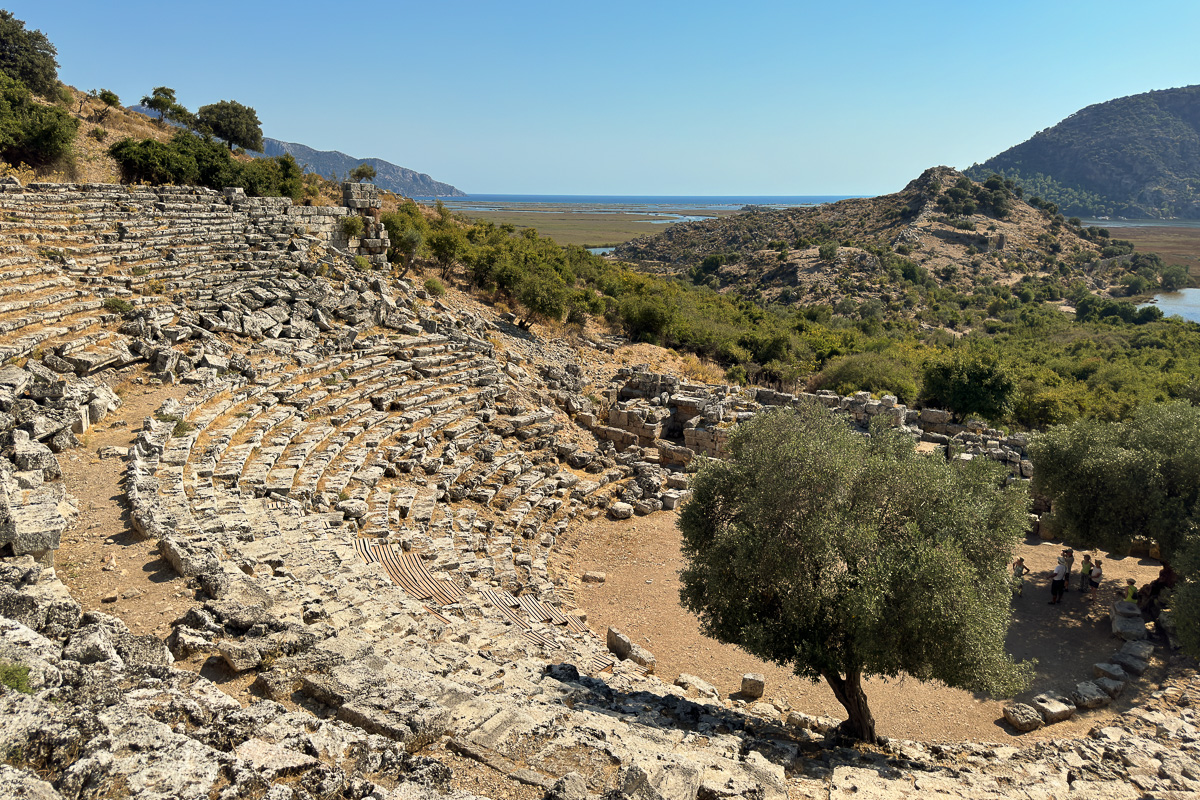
[0,660,31,693]
[109,137,198,184]
[353,255,370,271]
[424,277,445,297]
[809,352,918,404]
[101,297,134,315]
[87,126,107,142]
[0,73,78,168]
[340,216,364,239]
[108,130,302,198]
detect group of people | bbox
[1011,548,1104,603]
[1011,549,1177,615]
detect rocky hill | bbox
[0,176,1192,800]
[614,166,1136,319]
[258,137,465,197]
[966,85,1200,219]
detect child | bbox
[1062,549,1075,592]
[1123,577,1138,603]
[1012,557,1029,597]
[1078,554,1093,592]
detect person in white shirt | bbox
[1049,557,1068,605]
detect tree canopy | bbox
[921,348,1015,422]
[0,73,77,168]
[196,100,263,151]
[141,87,177,124]
[0,11,59,97]
[350,163,376,183]
[678,405,1032,741]
[1030,402,1200,564]
[1029,402,1200,656]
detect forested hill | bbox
[257,138,466,197]
[965,85,1200,219]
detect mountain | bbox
[256,138,465,197]
[613,166,1137,318]
[966,85,1200,219]
[126,105,464,197]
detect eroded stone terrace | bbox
[0,179,1197,800]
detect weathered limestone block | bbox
[606,626,655,671]
[1110,604,1148,641]
[1072,681,1111,709]
[1112,651,1148,676]
[616,758,702,800]
[608,502,634,520]
[740,673,765,699]
[219,640,262,672]
[12,431,59,478]
[1003,702,1044,732]
[1094,662,1130,682]
[674,673,719,699]
[1031,693,1075,723]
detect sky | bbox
[11,0,1200,196]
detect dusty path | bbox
[55,374,193,638]
[568,509,1167,744]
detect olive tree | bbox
[427,227,465,280]
[1030,402,1200,654]
[141,86,177,124]
[679,404,1032,742]
[350,163,376,183]
[1030,402,1200,563]
[196,100,262,151]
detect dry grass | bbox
[677,352,726,383]
[449,207,739,248]
[1112,225,1200,277]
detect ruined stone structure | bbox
[0,180,1195,799]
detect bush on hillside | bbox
[0,73,78,169]
[423,277,445,297]
[108,130,302,199]
[809,352,918,404]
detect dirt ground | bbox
[567,508,1169,744]
[55,374,193,638]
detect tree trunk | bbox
[824,669,876,743]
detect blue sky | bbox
[11,1,1200,195]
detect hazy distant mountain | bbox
[126,105,464,197]
[257,138,465,197]
[966,85,1200,219]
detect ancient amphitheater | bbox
[0,179,1197,800]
